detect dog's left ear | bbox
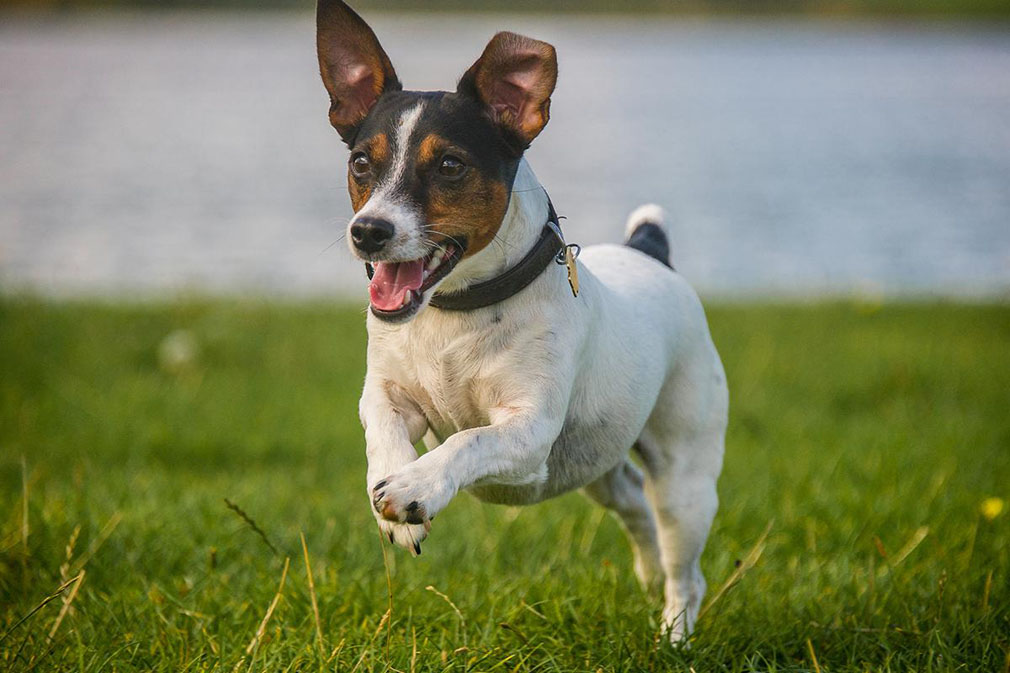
[317,0,401,143]
[457,31,557,154]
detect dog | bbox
[316,0,728,641]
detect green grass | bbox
[1,297,1008,672]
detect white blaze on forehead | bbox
[384,102,426,192]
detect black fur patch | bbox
[626,222,673,269]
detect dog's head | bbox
[317,0,557,323]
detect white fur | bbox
[357,160,728,642]
[388,104,425,186]
[625,203,669,238]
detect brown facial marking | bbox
[347,132,389,212]
[425,164,509,258]
[417,133,443,167]
[460,180,509,256]
[370,132,390,164]
[415,132,509,255]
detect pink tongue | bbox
[369,260,425,311]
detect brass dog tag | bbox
[564,247,579,297]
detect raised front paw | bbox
[368,461,454,555]
[371,474,433,525]
[371,462,452,522]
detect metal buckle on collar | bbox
[546,218,580,297]
[556,243,581,266]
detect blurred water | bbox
[1,12,1009,298]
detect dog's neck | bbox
[435,159,548,295]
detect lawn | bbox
[1,298,1008,672]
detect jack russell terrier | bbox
[316,0,728,641]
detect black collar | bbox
[428,195,566,312]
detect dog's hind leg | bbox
[636,365,727,642]
[583,460,664,595]
[637,430,721,642]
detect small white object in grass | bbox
[158,329,198,373]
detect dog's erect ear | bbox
[317,0,401,143]
[457,31,557,153]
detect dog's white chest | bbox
[375,318,512,438]
[405,354,487,438]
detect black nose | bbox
[350,217,394,254]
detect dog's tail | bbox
[624,204,673,269]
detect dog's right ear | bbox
[317,0,400,144]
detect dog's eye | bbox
[350,153,371,178]
[438,155,465,179]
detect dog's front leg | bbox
[360,377,431,554]
[371,407,563,533]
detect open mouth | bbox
[368,240,466,322]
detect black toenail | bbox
[388,531,394,543]
[374,480,387,491]
[413,542,421,555]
